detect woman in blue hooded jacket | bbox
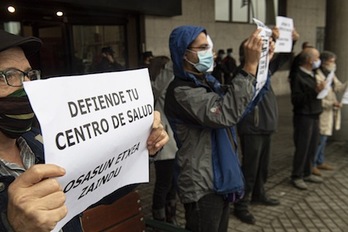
[164,25,274,232]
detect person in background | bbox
[211,49,225,84]
[222,48,237,84]
[302,41,311,50]
[233,27,299,225]
[312,51,347,176]
[94,46,125,73]
[0,29,169,232]
[290,47,326,190]
[149,55,178,224]
[141,51,154,68]
[289,41,313,81]
[164,25,274,232]
[148,56,170,82]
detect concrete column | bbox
[324,0,348,141]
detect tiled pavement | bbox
[136,94,348,231]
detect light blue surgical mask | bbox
[186,49,214,73]
[312,59,321,70]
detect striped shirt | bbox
[1,137,66,232]
[0,137,36,177]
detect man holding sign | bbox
[233,26,299,225]
[0,30,169,232]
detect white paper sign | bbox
[207,35,214,73]
[317,71,334,99]
[341,87,348,104]
[274,16,294,53]
[23,69,154,232]
[253,18,272,98]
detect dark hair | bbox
[143,51,154,59]
[217,49,225,55]
[148,56,170,81]
[101,46,114,55]
[320,50,336,63]
[301,42,313,50]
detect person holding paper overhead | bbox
[312,51,347,176]
[164,25,273,232]
[0,29,169,232]
[289,47,326,190]
[233,27,299,225]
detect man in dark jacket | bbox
[164,25,274,232]
[290,47,325,190]
[233,28,299,225]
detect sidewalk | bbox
[137,94,348,232]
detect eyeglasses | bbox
[0,68,41,87]
[187,45,212,55]
[188,45,211,51]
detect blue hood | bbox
[169,25,223,94]
[169,25,206,80]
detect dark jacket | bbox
[237,85,278,134]
[237,52,294,135]
[222,55,237,84]
[94,57,125,73]
[290,68,322,116]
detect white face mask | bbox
[312,59,321,70]
[206,35,214,73]
[325,63,336,72]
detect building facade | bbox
[144,0,327,95]
[1,0,347,140]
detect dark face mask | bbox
[0,88,35,139]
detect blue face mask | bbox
[186,49,214,73]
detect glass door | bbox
[72,25,126,75]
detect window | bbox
[72,25,126,74]
[215,0,278,24]
[316,27,325,52]
[4,21,21,35]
